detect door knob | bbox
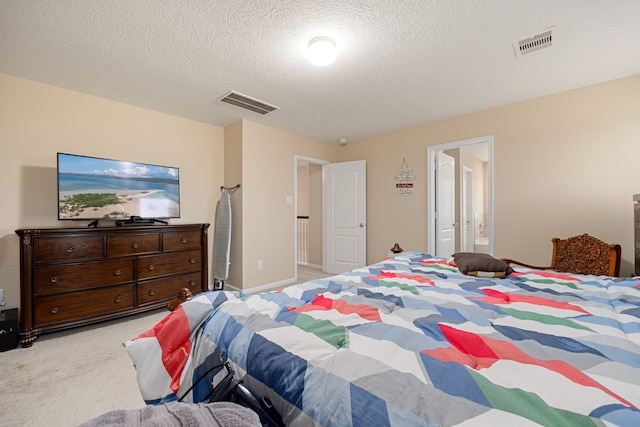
[360,223,365,228]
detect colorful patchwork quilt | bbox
[125,251,640,426]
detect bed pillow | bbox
[452,252,514,277]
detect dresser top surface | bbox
[16,223,210,236]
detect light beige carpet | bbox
[0,266,331,427]
[296,264,333,284]
[0,308,168,427]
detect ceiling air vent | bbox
[219,91,279,115]
[513,27,555,57]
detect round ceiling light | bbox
[307,36,337,67]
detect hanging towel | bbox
[212,191,232,282]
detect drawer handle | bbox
[148,264,155,271]
[66,247,74,253]
[51,306,60,314]
[189,258,196,264]
[148,289,155,296]
[114,268,122,276]
[50,275,59,283]
[132,242,140,249]
[189,280,195,287]
[181,238,187,244]
[114,295,122,303]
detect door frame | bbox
[294,155,329,281]
[427,136,494,256]
[462,166,474,251]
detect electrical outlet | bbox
[257,260,263,270]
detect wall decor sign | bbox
[395,158,414,196]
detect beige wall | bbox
[232,120,337,291]
[339,74,640,276]
[0,73,224,310]
[0,72,336,304]
[4,71,639,312]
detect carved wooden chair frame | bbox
[502,233,621,277]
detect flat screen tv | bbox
[57,153,180,221]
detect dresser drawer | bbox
[34,259,134,295]
[34,284,135,327]
[138,272,201,306]
[107,233,160,257]
[34,236,103,263]
[137,250,201,279]
[163,230,202,252]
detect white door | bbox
[462,167,474,251]
[323,160,366,274]
[436,151,455,258]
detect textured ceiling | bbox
[1,0,639,144]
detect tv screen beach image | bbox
[58,154,180,220]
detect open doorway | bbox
[427,136,494,257]
[295,155,328,281]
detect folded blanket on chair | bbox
[77,402,261,427]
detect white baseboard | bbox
[213,263,326,294]
[221,277,297,294]
[220,283,241,292]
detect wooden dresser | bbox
[15,223,209,347]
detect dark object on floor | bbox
[202,362,284,427]
[502,233,621,277]
[0,308,18,352]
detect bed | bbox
[124,251,640,426]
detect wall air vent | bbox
[219,91,279,115]
[513,27,555,57]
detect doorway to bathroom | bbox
[427,136,494,257]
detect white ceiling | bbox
[1,0,639,144]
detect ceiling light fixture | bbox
[307,36,337,67]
